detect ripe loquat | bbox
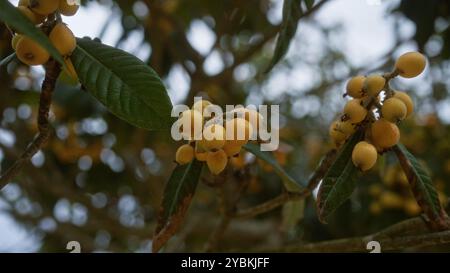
[179,109,203,140]
[29,0,59,16]
[199,124,226,151]
[192,99,212,115]
[59,0,80,16]
[175,144,194,165]
[11,34,23,50]
[395,52,426,78]
[346,75,366,98]
[222,141,242,157]
[17,6,46,25]
[16,36,50,66]
[206,149,228,175]
[49,23,76,56]
[371,119,400,149]
[225,118,253,146]
[364,75,385,97]
[344,99,367,123]
[18,0,29,6]
[393,91,414,117]
[352,141,377,171]
[382,98,407,123]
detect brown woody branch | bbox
[0,59,61,191]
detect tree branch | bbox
[0,59,61,190]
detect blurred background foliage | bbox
[0,0,449,252]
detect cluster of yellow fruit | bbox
[329,52,427,172]
[175,100,263,175]
[11,0,79,77]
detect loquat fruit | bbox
[18,0,29,6]
[175,144,194,165]
[199,124,226,151]
[231,107,263,133]
[179,109,203,140]
[344,99,367,123]
[382,98,407,123]
[195,151,207,162]
[222,141,242,157]
[352,141,378,171]
[192,99,212,115]
[393,91,414,117]
[11,34,23,50]
[15,36,50,66]
[230,152,246,169]
[59,0,80,16]
[17,6,46,25]
[49,23,76,56]
[395,52,426,78]
[371,119,400,149]
[346,75,366,98]
[29,0,59,16]
[365,75,385,97]
[225,118,253,146]
[206,149,228,175]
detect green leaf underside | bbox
[0,53,16,67]
[153,159,204,252]
[395,144,442,219]
[71,38,173,131]
[265,0,303,73]
[0,1,64,65]
[317,131,364,222]
[243,143,303,192]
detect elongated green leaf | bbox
[71,38,173,131]
[317,131,364,223]
[304,0,315,10]
[153,159,204,252]
[0,1,63,65]
[0,53,16,67]
[281,200,305,232]
[394,144,448,229]
[243,143,303,192]
[265,0,303,73]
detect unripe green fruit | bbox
[49,23,77,56]
[346,75,366,98]
[393,91,414,117]
[29,0,59,16]
[382,98,407,123]
[59,0,80,16]
[16,36,50,66]
[344,99,367,123]
[175,144,194,165]
[206,149,228,175]
[225,118,253,146]
[352,141,378,171]
[365,75,385,96]
[395,52,426,78]
[371,119,400,149]
[17,6,46,25]
[199,124,226,151]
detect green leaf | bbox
[243,143,303,192]
[281,199,305,232]
[152,159,204,252]
[0,1,64,65]
[0,53,16,67]
[317,131,364,223]
[71,38,173,131]
[265,0,303,73]
[304,0,315,10]
[394,144,448,229]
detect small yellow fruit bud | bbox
[175,144,194,165]
[206,149,228,175]
[344,99,367,123]
[365,75,385,97]
[346,75,366,98]
[382,98,407,123]
[59,0,80,16]
[395,52,426,78]
[192,99,212,115]
[49,23,77,56]
[352,141,378,171]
